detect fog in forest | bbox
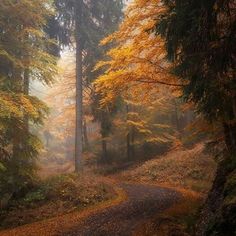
[0,1,235,235]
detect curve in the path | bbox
[61,183,181,236]
[0,183,181,236]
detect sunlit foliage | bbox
[94,0,182,106]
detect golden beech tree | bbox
[111,97,177,159]
[93,0,199,155]
[94,0,182,106]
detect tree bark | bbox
[126,104,131,160]
[12,68,22,161]
[102,137,108,162]
[174,100,181,133]
[24,69,29,133]
[75,1,83,172]
[223,122,236,152]
[127,132,131,160]
[131,127,135,159]
[83,119,89,150]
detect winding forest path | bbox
[0,182,181,236]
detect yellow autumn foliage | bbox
[94,0,182,106]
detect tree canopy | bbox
[156,0,236,150]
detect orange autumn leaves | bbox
[94,0,181,106]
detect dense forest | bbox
[0,0,235,236]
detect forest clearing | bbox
[0,0,235,235]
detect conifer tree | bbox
[156,0,236,151]
[54,0,123,169]
[0,0,57,195]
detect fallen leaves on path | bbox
[0,182,180,236]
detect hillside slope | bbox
[119,143,216,195]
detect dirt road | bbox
[0,183,181,236]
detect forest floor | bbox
[0,143,216,236]
[0,182,180,236]
[114,143,216,235]
[117,143,216,195]
[0,174,116,229]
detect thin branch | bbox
[136,79,183,87]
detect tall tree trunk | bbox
[131,127,135,159]
[75,1,83,172]
[224,122,236,152]
[126,104,131,160]
[83,119,89,150]
[102,137,108,162]
[174,100,181,133]
[127,132,131,160]
[24,69,29,133]
[12,68,22,161]
[223,99,236,152]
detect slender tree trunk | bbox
[126,104,131,160]
[131,127,135,159]
[83,119,89,150]
[231,98,236,150]
[12,68,22,161]
[75,1,83,172]
[127,132,131,160]
[223,99,236,152]
[224,122,236,152]
[24,69,29,133]
[102,137,108,162]
[174,100,181,133]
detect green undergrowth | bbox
[0,173,115,229]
